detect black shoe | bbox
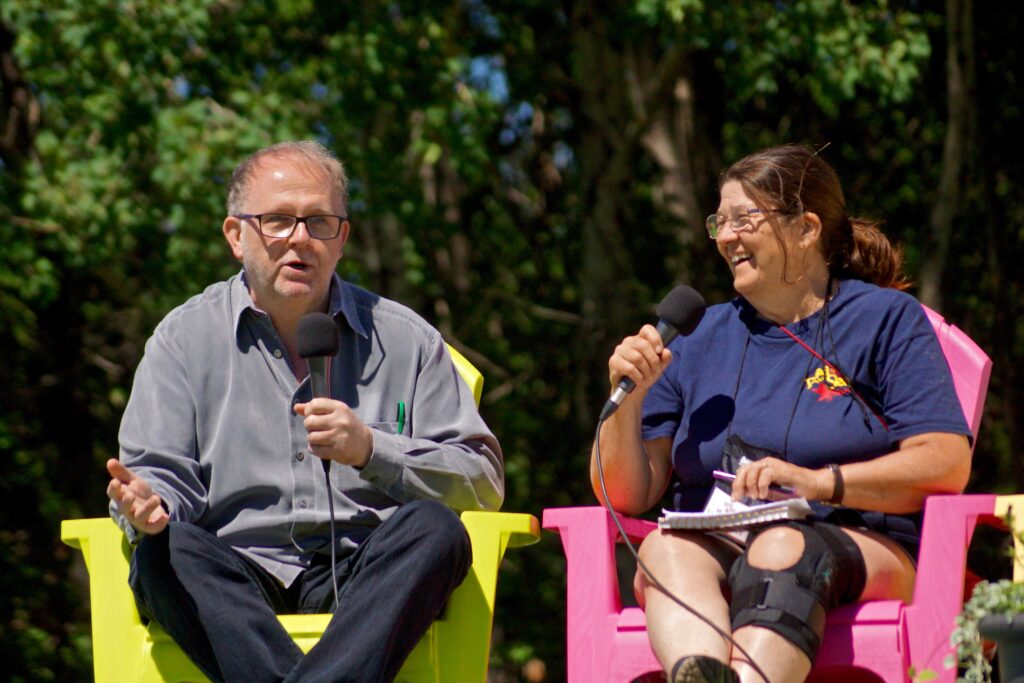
[628,674,664,683]
[669,656,740,683]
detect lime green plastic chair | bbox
[995,495,1024,582]
[63,344,538,683]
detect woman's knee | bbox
[745,525,806,570]
[634,531,735,602]
[638,529,724,567]
[727,523,866,661]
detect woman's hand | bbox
[730,457,834,502]
[590,324,676,515]
[730,432,971,512]
[608,324,673,398]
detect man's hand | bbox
[294,398,374,468]
[106,459,169,536]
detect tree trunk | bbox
[919,0,973,309]
[570,0,701,424]
[0,21,40,168]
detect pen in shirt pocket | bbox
[396,401,406,435]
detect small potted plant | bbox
[952,542,1024,683]
[952,579,1024,682]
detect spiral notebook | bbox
[658,486,813,532]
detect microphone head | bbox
[656,285,707,336]
[297,312,340,358]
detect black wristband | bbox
[827,463,845,505]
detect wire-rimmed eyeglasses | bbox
[705,208,784,240]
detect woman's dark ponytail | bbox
[844,219,911,290]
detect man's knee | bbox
[130,522,233,596]
[393,500,471,569]
[397,499,464,538]
[130,526,172,591]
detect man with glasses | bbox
[105,141,504,683]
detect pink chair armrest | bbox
[541,507,656,618]
[904,494,999,677]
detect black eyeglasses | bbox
[234,213,346,240]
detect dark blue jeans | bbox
[129,500,471,683]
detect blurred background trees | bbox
[1,0,1021,680]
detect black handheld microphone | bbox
[599,285,707,420]
[297,313,340,472]
[297,312,340,400]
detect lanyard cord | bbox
[783,326,818,457]
[774,323,889,432]
[723,332,752,443]
[727,326,811,460]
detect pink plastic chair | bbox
[543,305,994,683]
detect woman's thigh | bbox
[633,529,743,607]
[838,526,917,603]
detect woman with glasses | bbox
[592,144,972,683]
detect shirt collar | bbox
[331,272,369,339]
[231,270,369,340]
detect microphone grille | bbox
[656,285,706,335]
[296,312,340,358]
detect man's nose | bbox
[288,219,313,243]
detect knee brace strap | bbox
[728,524,839,660]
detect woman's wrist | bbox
[821,463,844,505]
[813,465,843,503]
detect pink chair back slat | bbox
[922,304,992,444]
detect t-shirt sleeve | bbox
[874,296,973,445]
[641,356,685,442]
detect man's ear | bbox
[338,219,351,255]
[223,216,244,261]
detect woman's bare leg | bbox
[635,530,743,668]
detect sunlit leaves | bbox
[718,0,932,117]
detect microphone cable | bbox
[296,312,343,613]
[593,415,773,683]
[322,460,340,611]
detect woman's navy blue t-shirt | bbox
[640,279,971,551]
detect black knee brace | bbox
[727,523,848,660]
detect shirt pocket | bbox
[368,421,400,436]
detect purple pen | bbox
[712,470,797,497]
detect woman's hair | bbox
[226,140,349,216]
[720,144,910,290]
